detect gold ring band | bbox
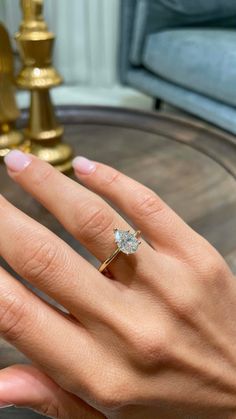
[99,229,141,274]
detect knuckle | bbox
[132,189,163,219]
[172,292,201,320]
[100,168,121,188]
[78,204,114,242]
[208,255,228,280]
[88,377,128,410]
[129,326,170,369]
[199,249,230,287]
[0,295,27,342]
[31,164,54,187]
[18,239,59,282]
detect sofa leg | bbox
[154,98,162,110]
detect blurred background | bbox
[2,0,236,134]
[0,0,153,109]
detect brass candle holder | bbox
[0,23,24,159]
[15,0,73,172]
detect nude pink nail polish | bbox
[72,156,96,175]
[4,150,32,172]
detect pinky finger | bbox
[0,364,104,418]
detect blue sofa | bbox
[119,0,236,134]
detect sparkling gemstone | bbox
[114,229,140,254]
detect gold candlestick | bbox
[15,0,73,172]
[0,23,24,159]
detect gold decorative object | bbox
[15,0,73,172]
[0,23,24,159]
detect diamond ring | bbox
[98,228,141,273]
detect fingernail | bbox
[72,156,96,175]
[4,150,32,173]
[0,401,13,408]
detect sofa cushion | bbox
[131,0,236,65]
[127,68,236,135]
[143,29,236,107]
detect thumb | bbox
[0,364,103,418]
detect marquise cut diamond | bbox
[114,229,140,255]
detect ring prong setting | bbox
[114,229,141,255]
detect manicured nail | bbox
[72,156,96,175]
[4,150,32,173]
[0,401,13,408]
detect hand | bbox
[0,150,236,419]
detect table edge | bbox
[21,105,236,180]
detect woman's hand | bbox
[0,150,236,419]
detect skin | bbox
[0,154,236,418]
